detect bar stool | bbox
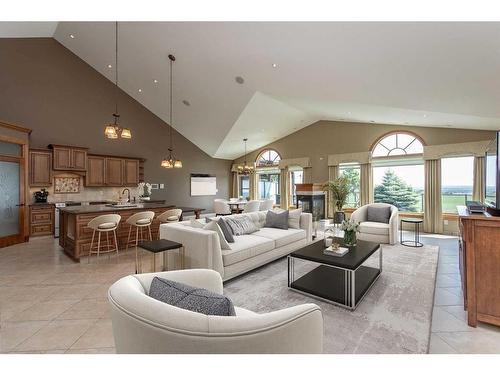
[125,211,155,273]
[156,208,183,239]
[87,214,121,263]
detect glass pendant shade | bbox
[105,125,118,139]
[173,160,183,168]
[120,128,132,139]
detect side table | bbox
[400,218,423,247]
[138,239,184,273]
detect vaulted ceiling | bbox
[2,21,500,159]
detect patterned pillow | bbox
[224,215,259,236]
[149,277,236,316]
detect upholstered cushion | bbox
[224,216,259,236]
[203,221,231,250]
[148,277,236,316]
[167,216,179,222]
[288,209,302,229]
[265,210,289,230]
[136,218,152,225]
[366,206,391,224]
[98,222,117,229]
[358,221,390,236]
[222,235,275,266]
[252,227,306,248]
[217,218,235,243]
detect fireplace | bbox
[295,183,326,221]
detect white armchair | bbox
[350,203,399,245]
[108,269,323,354]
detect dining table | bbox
[225,200,247,213]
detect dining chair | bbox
[214,199,231,216]
[243,200,261,213]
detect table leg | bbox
[180,247,185,269]
[163,251,168,271]
[152,253,156,272]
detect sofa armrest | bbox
[299,213,313,242]
[132,269,223,295]
[161,223,224,278]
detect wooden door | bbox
[53,147,72,170]
[71,149,87,170]
[105,158,123,186]
[86,156,105,186]
[29,150,52,186]
[123,159,139,186]
[0,134,28,248]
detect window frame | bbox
[256,149,281,168]
[440,155,474,214]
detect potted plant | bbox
[323,176,350,224]
[340,218,359,246]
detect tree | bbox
[341,168,360,206]
[374,169,420,212]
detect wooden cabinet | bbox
[86,156,105,186]
[85,155,141,187]
[105,157,124,186]
[123,159,140,186]
[29,149,52,186]
[30,204,54,237]
[50,144,88,171]
[458,206,500,328]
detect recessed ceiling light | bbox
[370,120,375,123]
[153,79,158,84]
[404,122,409,124]
[138,89,142,93]
[69,34,75,39]
[107,64,112,69]
[423,114,427,117]
[272,63,278,68]
[347,111,352,114]
[235,76,245,84]
[182,100,190,106]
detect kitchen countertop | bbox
[59,202,176,214]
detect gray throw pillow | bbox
[264,210,289,230]
[224,215,259,235]
[217,218,235,243]
[367,205,391,224]
[149,277,236,316]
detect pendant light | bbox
[237,138,254,175]
[104,22,131,140]
[161,54,182,169]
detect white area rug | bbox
[224,243,439,354]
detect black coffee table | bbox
[288,237,382,310]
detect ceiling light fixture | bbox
[107,64,112,68]
[104,22,131,140]
[235,76,245,84]
[138,88,142,92]
[182,100,190,106]
[161,54,182,169]
[70,34,75,39]
[237,138,254,175]
[154,79,158,83]
[272,63,278,68]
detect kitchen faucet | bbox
[122,188,131,203]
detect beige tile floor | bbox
[1,233,499,354]
[420,233,500,354]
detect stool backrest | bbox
[157,209,183,223]
[87,214,121,230]
[126,211,155,226]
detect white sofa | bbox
[160,211,313,281]
[350,203,398,245]
[108,269,323,353]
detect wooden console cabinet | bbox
[458,206,500,327]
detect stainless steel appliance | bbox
[54,202,65,238]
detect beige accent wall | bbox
[234,120,495,182]
[0,38,232,211]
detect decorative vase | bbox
[344,230,357,246]
[333,211,345,224]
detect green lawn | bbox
[442,194,471,213]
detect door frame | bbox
[0,132,29,248]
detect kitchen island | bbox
[59,203,204,261]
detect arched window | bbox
[372,132,424,157]
[256,149,281,167]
